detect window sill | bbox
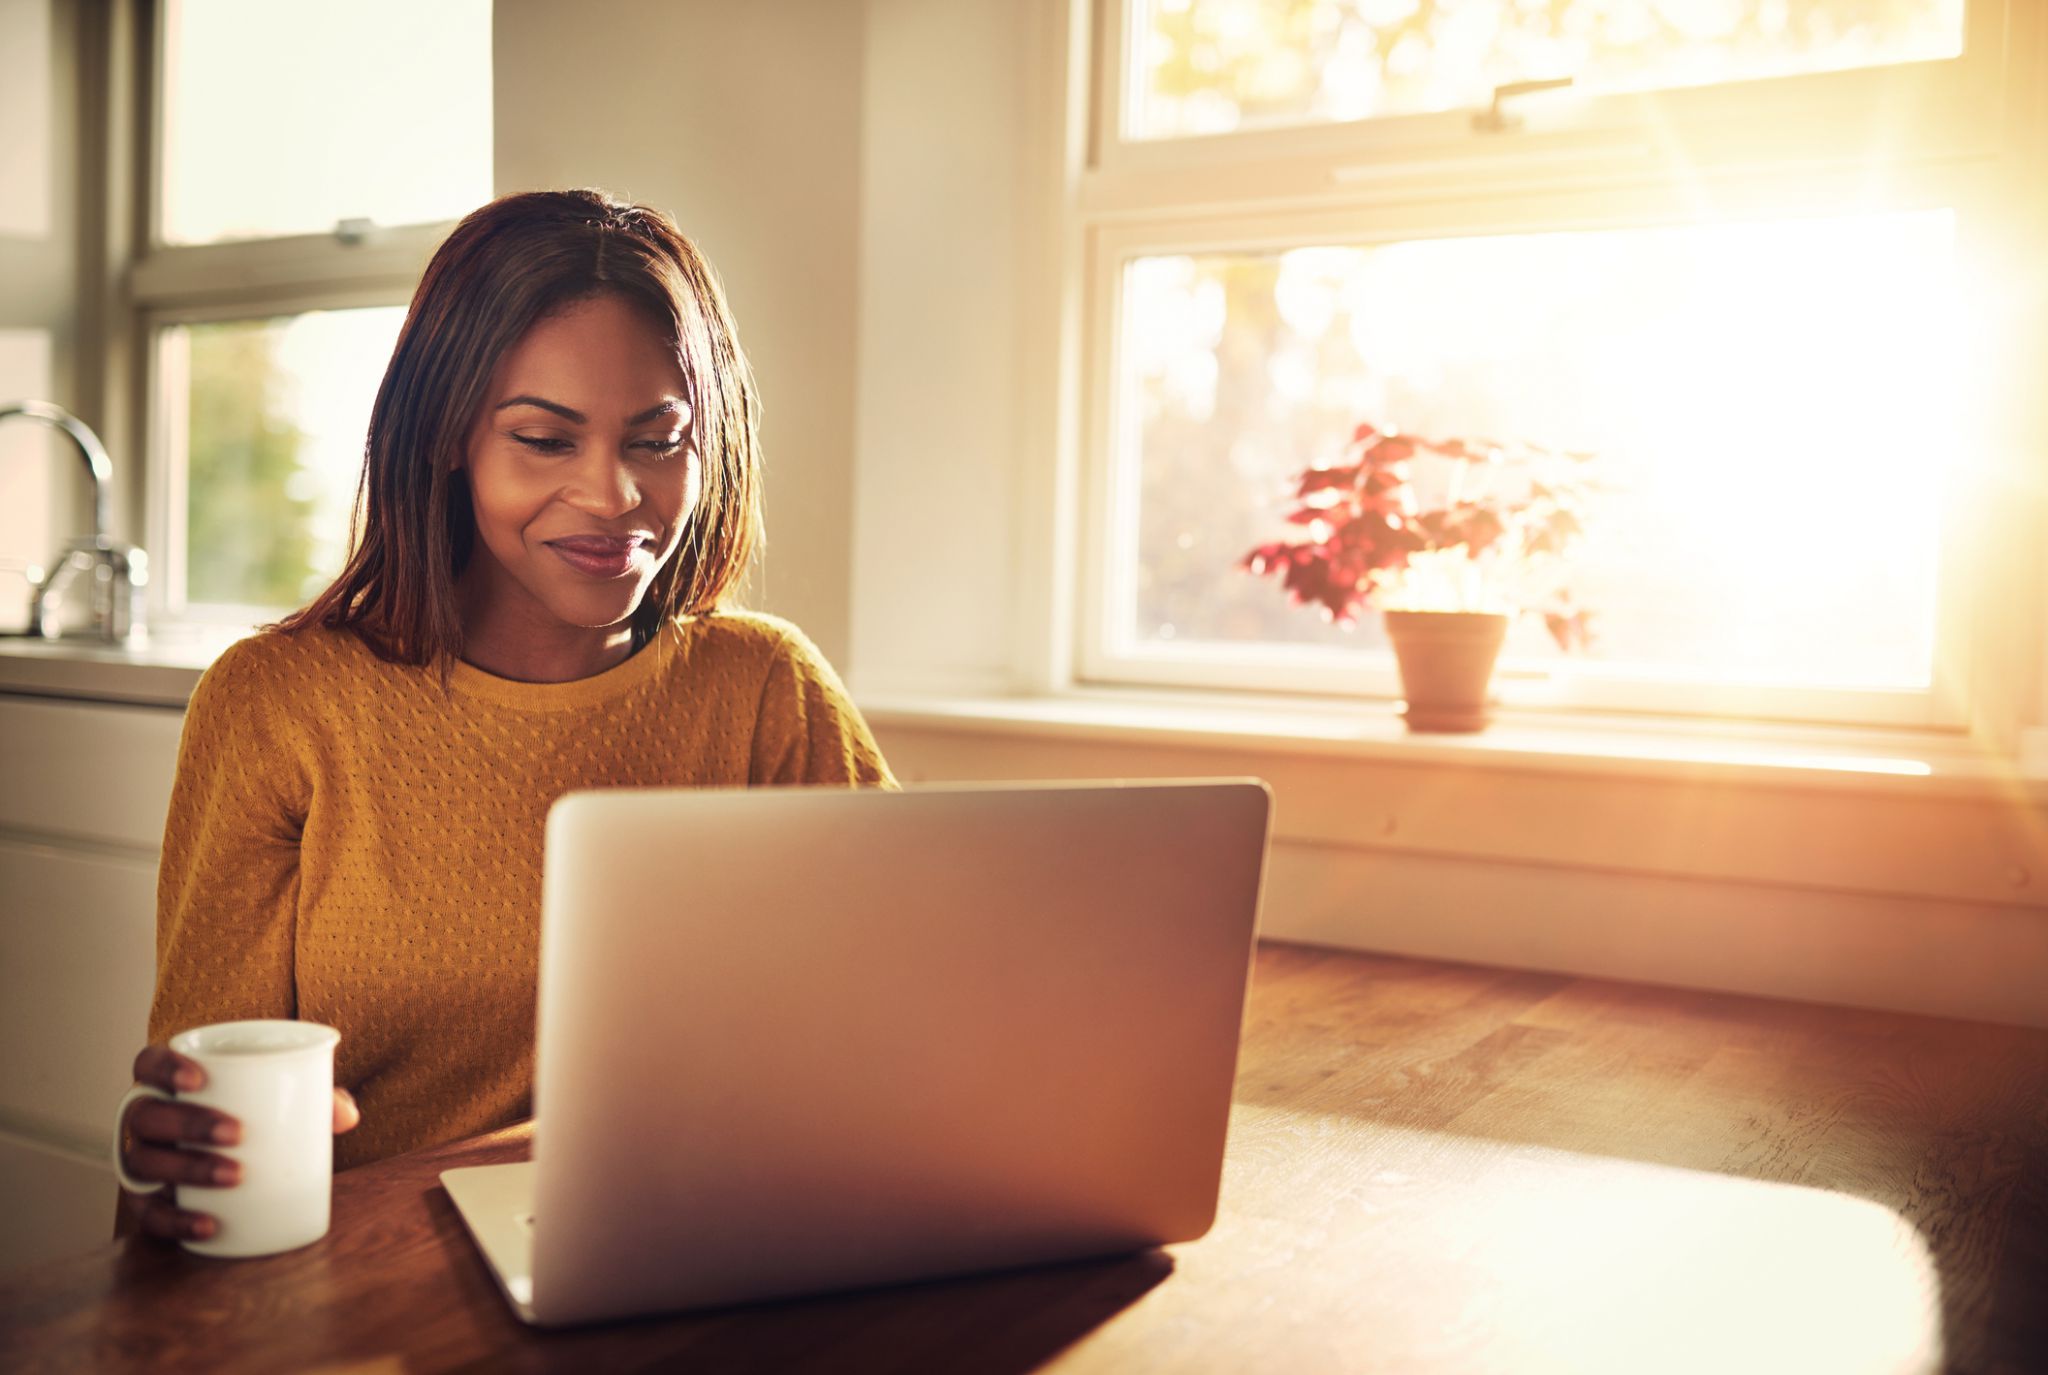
[861,682,2048,927]
[859,686,2047,804]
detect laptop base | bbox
[443,1162,539,1324]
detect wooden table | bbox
[6,943,2046,1374]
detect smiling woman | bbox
[112,191,895,1249]
[457,296,706,683]
[280,191,764,673]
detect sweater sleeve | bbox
[149,638,310,1042]
[748,624,897,788]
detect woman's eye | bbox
[512,432,682,457]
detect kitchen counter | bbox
[0,626,250,707]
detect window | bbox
[142,0,492,620]
[1125,0,1965,136]
[1077,0,2030,728]
[157,309,408,609]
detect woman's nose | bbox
[562,451,638,518]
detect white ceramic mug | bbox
[114,1019,341,1258]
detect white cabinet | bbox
[0,693,183,1276]
[0,695,183,846]
[0,841,158,1139]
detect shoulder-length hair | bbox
[277,189,762,664]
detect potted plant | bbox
[1242,423,1595,733]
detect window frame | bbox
[128,0,483,624]
[1092,0,2006,185]
[1070,0,2036,732]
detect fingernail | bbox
[211,1163,239,1187]
[210,1121,238,1145]
[189,1217,216,1239]
[174,1068,202,1091]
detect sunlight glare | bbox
[1119,209,1963,689]
[1221,1112,1945,1373]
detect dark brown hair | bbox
[277,189,763,663]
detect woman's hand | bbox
[118,1043,360,1244]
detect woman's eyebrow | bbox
[493,396,684,426]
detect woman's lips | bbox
[545,536,648,579]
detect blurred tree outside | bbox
[1135,255,1390,653]
[1140,0,1960,136]
[184,320,320,608]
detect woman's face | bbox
[459,293,701,638]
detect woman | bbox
[116,190,893,1244]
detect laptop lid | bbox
[524,778,1270,1326]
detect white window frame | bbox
[1069,0,2041,732]
[127,3,479,626]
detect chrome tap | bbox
[0,400,148,641]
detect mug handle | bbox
[112,1083,173,1195]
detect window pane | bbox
[160,0,492,244]
[1132,0,1964,138]
[1115,211,1961,690]
[167,308,403,609]
[0,0,52,237]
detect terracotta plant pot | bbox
[1383,610,1510,734]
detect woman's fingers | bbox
[122,1140,242,1189]
[119,1080,241,1194]
[135,1191,220,1243]
[125,1097,239,1149]
[122,1041,238,1245]
[333,1087,360,1135]
[131,1044,205,1093]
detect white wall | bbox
[493,0,1043,688]
[852,0,1036,695]
[494,0,866,668]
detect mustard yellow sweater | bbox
[151,611,893,1170]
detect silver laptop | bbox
[442,778,1271,1327]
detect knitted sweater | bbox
[150,611,894,1170]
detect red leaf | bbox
[1524,508,1583,555]
[1296,466,1359,497]
[1455,507,1506,556]
[1545,609,1594,653]
[1241,542,1287,574]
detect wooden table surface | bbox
[5,942,2046,1374]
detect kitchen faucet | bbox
[0,400,148,641]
